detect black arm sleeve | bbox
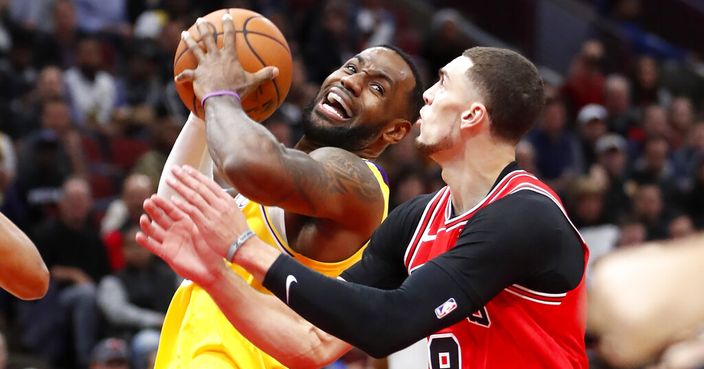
[262,191,584,358]
[264,254,478,358]
[340,193,432,289]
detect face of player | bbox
[304,47,414,151]
[416,56,479,158]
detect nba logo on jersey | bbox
[435,298,457,319]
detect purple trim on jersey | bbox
[368,161,389,186]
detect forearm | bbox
[243,249,476,358]
[97,277,164,328]
[158,113,210,198]
[202,263,351,368]
[0,213,49,299]
[203,97,286,193]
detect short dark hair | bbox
[377,44,425,122]
[462,47,544,142]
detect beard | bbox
[302,100,384,152]
[415,134,453,157]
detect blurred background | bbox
[0,0,703,368]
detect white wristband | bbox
[227,229,255,262]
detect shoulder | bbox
[466,190,575,245]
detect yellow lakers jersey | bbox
[154,160,389,369]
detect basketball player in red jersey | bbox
[0,212,49,300]
[140,47,589,368]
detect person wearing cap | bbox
[577,104,608,169]
[594,134,632,223]
[90,338,129,369]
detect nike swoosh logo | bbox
[285,275,297,305]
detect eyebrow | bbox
[352,55,394,85]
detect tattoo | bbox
[278,148,381,214]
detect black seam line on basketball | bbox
[174,31,290,63]
[243,15,280,107]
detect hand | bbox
[51,266,91,285]
[136,208,226,289]
[175,13,279,100]
[163,165,251,258]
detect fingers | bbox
[135,231,164,258]
[171,195,209,228]
[174,70,195,83]
[222,11,236,58]
[181,31,204,61]
[169,166,221,207]
[252,66,279,85]
[143,196,178,231]
[150,195,188,222]
[195,17,218,53]
[139,214,166,244]
[181,165,232,202]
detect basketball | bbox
[173,8,292,122]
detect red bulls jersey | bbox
[403,170,589,369]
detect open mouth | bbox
[317,89,354,121]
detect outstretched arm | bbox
[0,212,49,299]
[157,113,212,199]
[137,208,352,368]
[176,14,385,230]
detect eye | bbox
[371,83,385,95]
[345,64,357,73]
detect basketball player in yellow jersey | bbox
[146,14,424,369]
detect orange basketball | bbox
[173,8,292,122]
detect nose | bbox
[422,86,434,105]
[340,73,363,97]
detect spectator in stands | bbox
[632,55,671,107]
[64,36,117,132]
[630,183,669,240]
[528,96,583,192]
[7,65,67,139]
[515,140,539,176]
[668,214,696,239]
[74,0,129,37]
[673,122,704,187]
[631,136,681,208]
[10,98,84,228]
[0,130,16,206]
[616,217,647,247]
[422,9,473,78]
[302,0,357,84]
[101,174,154,270]
[576,104,609,170]
[604,74,637,135]
[595,134,632,223]
[97,226,177,369]
[45,0,80,68]
[560,40,606,115]
[89,338,129,369]
[21,177,109,369]
[668,96,696,151]
[0,331,5,369]
[116,39,161,108]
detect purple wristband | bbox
[201,90,241,106]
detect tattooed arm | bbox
[202,97,384,232]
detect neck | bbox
[294,136,381,160]
[439,137,516,213]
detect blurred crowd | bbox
[0,0,702,368]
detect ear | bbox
[382,118,412,144]
[460,103,487,130]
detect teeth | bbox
[326,92,352,118]
[321,103,344,119]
